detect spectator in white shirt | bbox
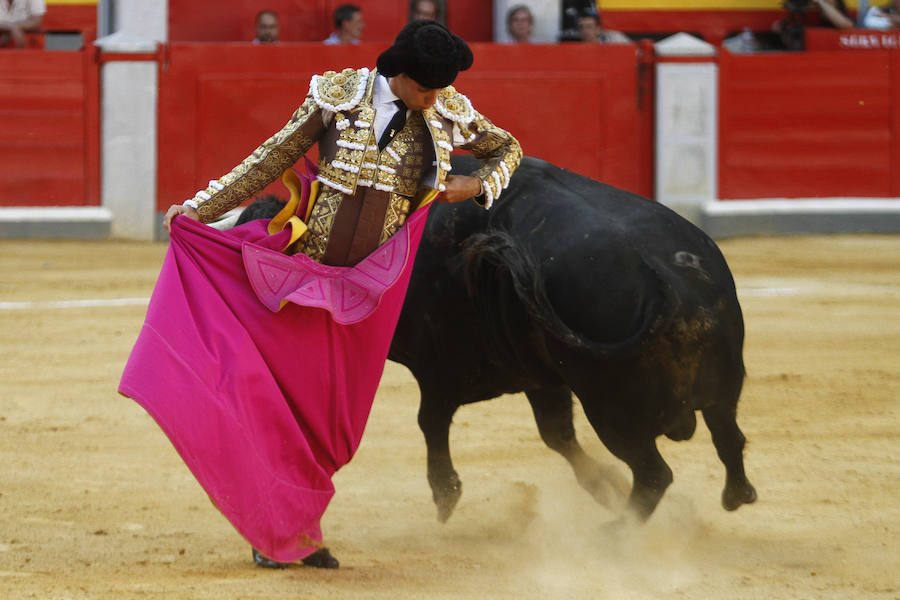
[863,0,900,29]
[0,0,46,49]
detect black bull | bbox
[236,155,757,524]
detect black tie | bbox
[378,99,407,151]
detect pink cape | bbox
[119,204,431,562]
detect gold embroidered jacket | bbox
[188,67,522,224]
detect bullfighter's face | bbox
[390,73,442,111]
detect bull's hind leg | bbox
[581,408,674,522]
[525,385,628,508]
[606,434,673,522]
[418,389,462,523]
[702,403,757,510]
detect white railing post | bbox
[654,33,718,225]
[95,0,167,241]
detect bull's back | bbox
[453,156,740,350]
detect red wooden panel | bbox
[893,50,900,196]
[0,50,82,78]
[2,111,83,145]
[446,0,493,42]
[82,36,100,206]
[0,144,83,176]
[0,79,84,111]
[719,50,894,199]
[806,27,900,51]
[43,5,97,41]
[3,177,85,206]
[157,42,651,211]
[0,49,94,207]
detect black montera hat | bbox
[376,20,474,89]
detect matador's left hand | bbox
[439,175,483,204]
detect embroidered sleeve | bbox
[459,111,522,209]
[434,86,521,208]
[189,94,327,223]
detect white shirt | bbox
[0,0,46,24]
[372,74,407,143]
[320,74,406,139]
[863,6,895,29]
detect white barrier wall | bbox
[654,33,718,224]
[95,0,167,241]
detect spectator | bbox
[722,28,758,53]
[0,0,46,49]
[253,10,279,44]
[576,9,629,43]
[409,0,439,22]
[772,0,853,51]
[812,0,855,28]
[506,4,534,43]
[863,0,900,29]
[323,4,364,45]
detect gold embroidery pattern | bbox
[434,86,474,125]
[298,188,344,261]
[316,74,378,195]
[386,114,431,197]
[312,68,370,112]
[195,95,323,222]
[462,111,523,203]
[380,193,412,245]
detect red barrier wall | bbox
[44,3,97,41]
[718,49,899,199]
[156,42,652,212]
[604,9,788,45]
[0,49,99,206]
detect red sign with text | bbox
[806,28,900,50]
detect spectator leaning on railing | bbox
[409,0,439,22]
[575,8,630,43]
[0,0,46,49]
[506,4,535,43]
[863,0,900,29]
[812,0,855,28]
[253,9,279,44]
[323,3,364,44]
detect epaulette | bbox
[310,67,371,112]
[433,85,474,126]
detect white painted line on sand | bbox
[0,298,150,310]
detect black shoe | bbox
[301,547,339,569]
[252,548,290,569]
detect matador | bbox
[120,20,521,571]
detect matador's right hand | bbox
[164,204,200,234]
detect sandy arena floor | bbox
[0,234,898,599]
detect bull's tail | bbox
[459,231,670,360]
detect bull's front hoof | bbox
[722,480,757,511]
[301,547,340,569]
[434,479,462,523]
[252,548,290,569]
